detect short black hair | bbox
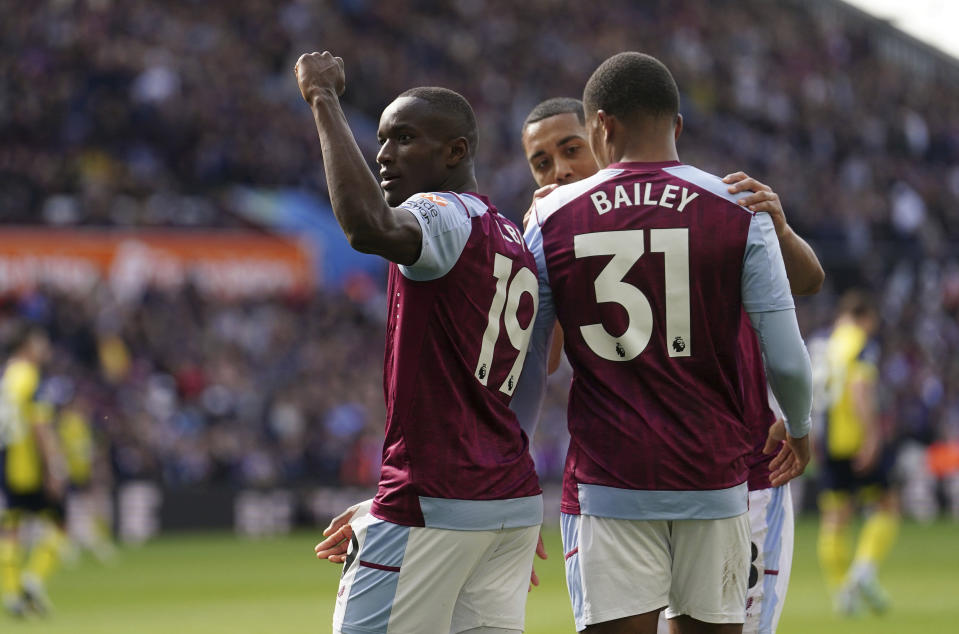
[397,86,478,156]
[523,97,585,129]
[583,52,679,122]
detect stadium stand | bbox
[1,0,958,505]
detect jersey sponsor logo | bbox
[402,198,440,225]
[418,193,449,206]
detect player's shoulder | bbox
[663,164,753,213]
[398,191,490,235]
[532,168,624,226]
[400,191,471,216]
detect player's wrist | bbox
[785,417,811,440]
[309,88,341,109]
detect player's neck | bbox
[613,136,679,165]
[606,116,679,165]
[440,169,478,195]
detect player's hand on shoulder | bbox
[723,171,788,238]
[294,51,346,106]
[523,184,557,231]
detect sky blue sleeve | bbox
[747,309,812,438]
[742,212,794,313]
[509,222,554,439]
[397,192,472,281]
[742,213,811,437]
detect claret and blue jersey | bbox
[516,160,797,520]
[370,191,543,530]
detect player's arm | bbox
[522,186,564,375]
[725,172,824,296]
[295,52,421,265]
[742,213,814,486]
[510,220,555,439]
[547,326,564,374]
[849,355,880,474]
[31,403,68,500]
[506,220,554,587]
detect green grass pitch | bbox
[4,517,957,632]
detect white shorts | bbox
[333,513,540,634]
[654,485,795,634]
[562,512,750,631]
[743,485,794,634]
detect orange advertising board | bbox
[0,229,316,298]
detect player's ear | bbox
[597,110,614,145]
[674,114,683,142]
[445,137,469,168]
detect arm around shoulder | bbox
[741,213,812,438]
[779,225,824,296]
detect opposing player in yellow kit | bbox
[817,291,898,615]
[0,329,68,617]
[58,396,116,564]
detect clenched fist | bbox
[294,51,345,106]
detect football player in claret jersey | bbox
[513,53,814,634]
[295,52,542,634]
[519,98,822,634]
[817,291,897,615]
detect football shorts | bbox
[562,512,750,631]
[743,485,794,633]
[333,513,539,634]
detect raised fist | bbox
[294,51,345,105]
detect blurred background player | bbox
[56,394,116,565]
[0,328,68,617]
[296,52,542,634]
[817,290,898,615]
[515,52,813,634]
[520,96,822,634]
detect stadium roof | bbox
[844,0,959,61]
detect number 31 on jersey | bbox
[575,228,690,361]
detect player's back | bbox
[372,192,542,529]
[530,160,775,517]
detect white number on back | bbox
[474,253,539,395]
[574,229,690,361]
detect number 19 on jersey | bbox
[474,253,539,396]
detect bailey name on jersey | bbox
[590,182,700,215]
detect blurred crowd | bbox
[1,286,386,488]
[2,0,959,488]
